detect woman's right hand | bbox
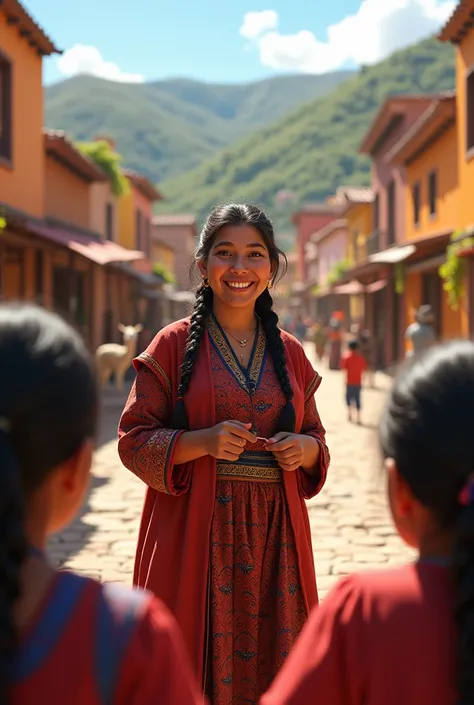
[203,421,256,461]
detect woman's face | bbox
[198,224,273,311]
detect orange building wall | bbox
[90,182,118,239]
[457,35,474,228]
[405,124,459,240]
[345,202,373,264]
[45,157,91,229]
[0,11,45,218]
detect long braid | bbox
[0,431,26,703]
[255,289,296,433]
[171,284,213,429]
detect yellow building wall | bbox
[117,189,134,249]
[457,34,474,229]
[0,10,45,218]
[152,242,176,277]
[345,202,372,264]
[405,123,459,240]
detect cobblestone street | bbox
[51,353,415,599]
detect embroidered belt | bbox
[216,450,282,483]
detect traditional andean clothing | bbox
[118,317,330,703]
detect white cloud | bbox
[57,44,144,83]
[240,10,278,39]
[242,0,456,74]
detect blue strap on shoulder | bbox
[95,583,150,705]
[11,571,88,682]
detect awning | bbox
[368,244,416,264]
[332,280,366,295]
[365,279,387,294]
[27,222,145,265]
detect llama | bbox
[95,323,143,391]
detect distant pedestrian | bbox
[312,321,328,361]
[405,304,436,357]
[359,328,375,387]
[340,338,366,424]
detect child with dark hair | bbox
[340,338,366,424]
[261,339,474,705]
[0,304,201,705]
[119,203,330,703]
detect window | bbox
[136,210,142,251]
[105,203,113,241]
[467,69,474,152]
[412,182,421,226]
[387,180,396,246]
[35,250,44,304]
[144,218,151,257]
[0,53,12,163]
[373,194,379,231]
[428,170,437,217]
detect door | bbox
[421,270,442,339]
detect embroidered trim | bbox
[305,372,322,405]
[207,316,266,392]
[216,462,282,482]
[138,353,172,397]
[132,427,179,494]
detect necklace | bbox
[222,326,257,364]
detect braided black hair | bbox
[0,304,97,698]
[171,203,294,432]
[379,340,474,704]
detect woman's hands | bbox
[203,421,256,461]
[265,433,320,473]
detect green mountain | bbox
[158,38,455,227]
[44,72,353,182]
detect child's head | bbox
[380,340,474,546]
[348,339,359,352]
[0,304,98,545]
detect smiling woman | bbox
[118,203,331,705]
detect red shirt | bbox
[261,564,456,705]
[10,571,203,705]
[340,351,366,386]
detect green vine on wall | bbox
[76,140,130,197]
[394,262,405,294]
[153,262,176,285]
[438,229,474,311]
[327,258,350,285]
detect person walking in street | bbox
[261,339,474,705]
[327,312,343,370]
[340,338,366,425]
[0,304,202,705]
[312,321,328,362]
[405,304,436,357]
[118,203,330,705]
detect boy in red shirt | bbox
[340,338,366,424]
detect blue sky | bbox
[25,0,455,86]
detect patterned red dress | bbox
[118,316,330,705]
[204,317,328,704]
[10,571,203,705]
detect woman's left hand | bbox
[265,433,307,472]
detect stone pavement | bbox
[51,355,415,599]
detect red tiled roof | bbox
[152,214,196,226]
[386,94,456,164]
[439,0,474,42]
[27,221,145,266]
[122,169,163,202]
[2,0,61,55]
[44,130,108,183]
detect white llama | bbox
[95,323,143,391]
